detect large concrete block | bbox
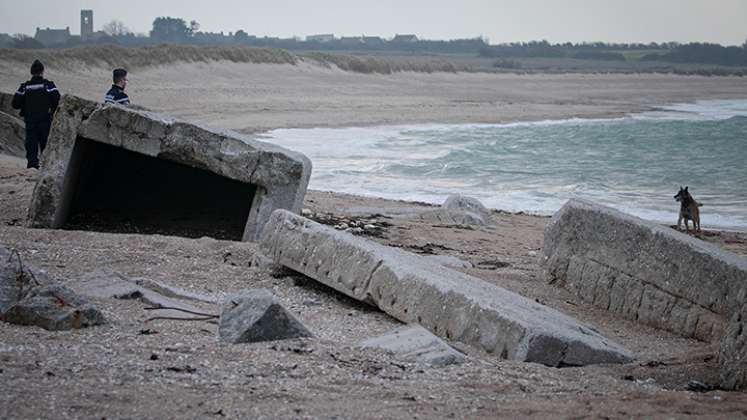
[260,210,632,367]
[542,199,747,343]
[27,95,311,241]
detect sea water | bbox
[263,100,747,230]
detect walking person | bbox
[104,68,130,106]
[11,59,60,169]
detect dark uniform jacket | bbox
[104,85,130,106]
[11,76,60,123]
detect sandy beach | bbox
[3,59,747,133]
[2,55,747,418]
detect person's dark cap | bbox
[113,68,128,83]
[30,60,44,75]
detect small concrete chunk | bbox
[359,325,465,366]
[541,199,747,343]
[260,210,632,366]
[218,289,312,344]
[1,283,105,331]
[720,304,747,390]
[419,194,494,228]
[423,255,473,270]
[443,194,492,220]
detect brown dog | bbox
[674,186,701,232]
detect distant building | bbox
[362,36,385,45]
[0,33,14,48]
[340,36,364,46]
[81,9,93,41]
[306,34,335,43]
[35,27,71,47]
[392,34,419,43]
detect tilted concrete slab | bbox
[259,209,633,367]
[541,199,747,343]
[0,91,17,117]
[67,269,213,319]
[27,94,311,241]
[0,110,25,158]
[0,92,25,158]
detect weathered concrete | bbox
[0,110,25,158]
[542,199,747,343]
[720,304,747,390]
[218,289,312,344]
[358,325,465,367]
[0,91,17,117]
[27,94,311,241]
[1,283,105,331]
[260,210,632,367]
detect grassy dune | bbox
[0,44,463,75]
[0,44,299,71]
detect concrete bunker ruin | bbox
[28,95,311,241]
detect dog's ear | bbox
[685,186,689,191]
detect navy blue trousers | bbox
[25,119,51,168]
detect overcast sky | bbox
[1,0,745,45]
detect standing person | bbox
[104,68,130,105]
[11,59,60,169]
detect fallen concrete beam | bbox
[260,209,632,367]
[541,199,747,343]
[27,94,311,241]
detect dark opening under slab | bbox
[61,137,257,241]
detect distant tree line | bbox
[479,40,747,66]
[642,43,747,66]
[6,15,747,67]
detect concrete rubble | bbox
[358,324,465,367]
[259,209,633,367]
[26,94,311,241]
[1,283,106,330]
[1,247,45,314]
[218,288,313,344]
[1,246,104,331]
